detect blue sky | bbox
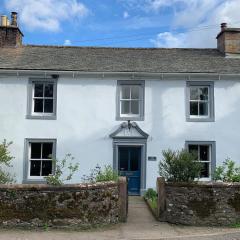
[1,0,240,48]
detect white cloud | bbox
[147,0,175,10]
[150,32,185,48]
[4,0,89,32]
[150,0,240,48]
[147,0,217,12]
[151,28,216,48]
[210,0,240,27]
[123,11,129,19]
[64,39,72,46]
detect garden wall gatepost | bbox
[118,176,128,222]
[157,177,166,219]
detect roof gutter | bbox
[0,69,240,80]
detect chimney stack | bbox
[0,12,23,47]
[217,23,240,56]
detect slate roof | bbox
[0,45,239,74]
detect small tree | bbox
[44,154,79,185]
[213,158,240,182]
[159,149,202,182]
[0,140,15,184]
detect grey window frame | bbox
[116,80,145,121]
[23,138,57,184]
[186,81,214,122]
[26,78,57,120]
[185,141,216,180]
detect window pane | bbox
[121,100,130,114]
[121,86,130,99]
[199,102,208,116]
[119,147,129,171]
[30,160,41,176]
[131,86,140,99]
[130,148,140,171]
[44,99,53,113]
[200,145,209,161]
[188,145,198,160]
[131,100,139,114]
[42,143,53,159]
[42,161,53,176]
[31,143,42,159]
[199,87,208,100]
[44,83,54,97]
[200,162,210,178]
[34,99,43,113]
[190,87,199,100]
[34,84,44,97]
[190,102,198,115]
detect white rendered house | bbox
[0,13,240,194]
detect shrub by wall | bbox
[0,177,127,228]
[157,177,240,226]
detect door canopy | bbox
[110,121,149,139]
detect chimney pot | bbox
[11,12,18,26]
[1,15,7,27]
[221,22,227,31]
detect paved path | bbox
[0,196,240,240]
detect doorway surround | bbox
[110,121,149,195]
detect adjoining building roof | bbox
[0,45,240,74]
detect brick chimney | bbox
[217,23,240,56]
[0,12,23,47]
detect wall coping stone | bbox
[0,181,118,191]
[165,181,240,188]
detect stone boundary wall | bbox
[0,177,128,228]
[157,177,240,226]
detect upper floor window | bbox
[186,141,216,179]
[117,81,144,121]
[24,139,56,183]
[27,79,57,120]
[186,81,214,122]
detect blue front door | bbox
[118,146,141,195]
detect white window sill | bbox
[195,177,211,181]
[120,114,141,118]
[26,114,56,120]
[22,178,47,184]
[186,116,214,122]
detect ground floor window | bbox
[186,141,216,179]
[25,139,56,181]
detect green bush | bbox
[144,188,158,212]
[213,158,240,182]
[0,140,15,184]
[149,197,157,211]
[44,154,79,185]
[82,165,119,183]
[158,149,202,182]
[144,188,157,200]
[95,165,119,182]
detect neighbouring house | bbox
[0,12,240,195]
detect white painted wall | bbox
[0,75,240,189]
